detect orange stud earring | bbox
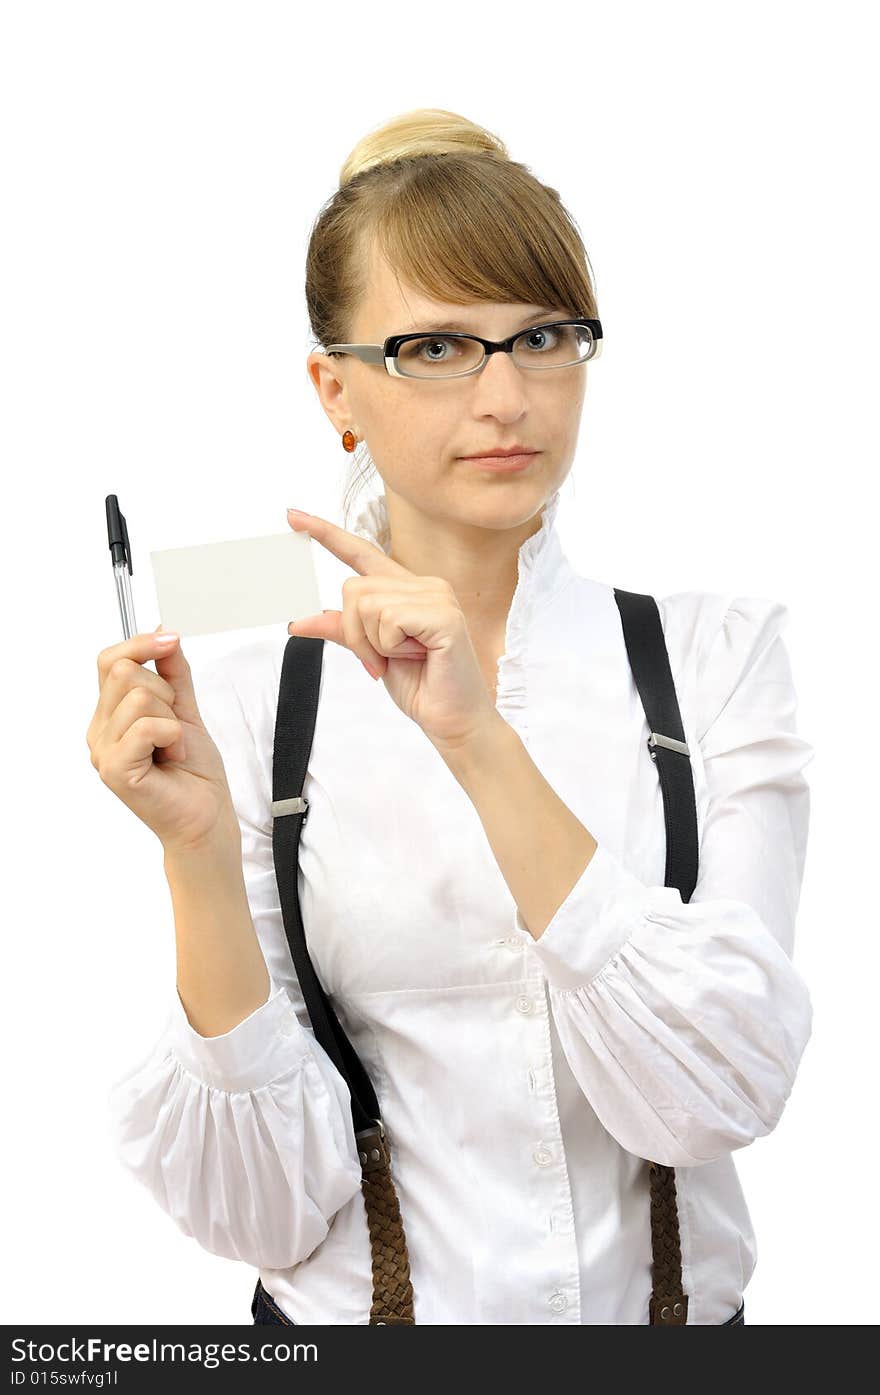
[342,429,357,453]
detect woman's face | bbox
[308,240,589,535]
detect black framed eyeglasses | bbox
[325,317,602,380]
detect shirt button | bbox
[533,1146,553,1167]
[549,1292,568,1314]
[515,995,534,1015]
[279,1017,297,1037]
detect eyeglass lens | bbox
[394,323,595,378]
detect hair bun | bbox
[339,107,509,188]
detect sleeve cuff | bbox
[169,976,311,1093]
[512,842,684,990]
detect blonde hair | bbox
[305,108,599,524]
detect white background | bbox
[2,0,876,1326]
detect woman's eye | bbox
[521,326,560,353]
[418,337,458,361]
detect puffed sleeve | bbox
[512,595,814,1168]
[106,641,363,1268]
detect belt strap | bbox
[271,635,414,1323]
[614,589,696,1325]
[271,588,698,1325]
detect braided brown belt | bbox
[357,1120,686,1325]
[356,1123,416,1324]
[647,1162,689,1324]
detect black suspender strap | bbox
[614,587,698,1326]
[270,635,416,1324]
[270,635,380,1138]
[613,588,699,905]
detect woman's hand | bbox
[87,629,240,855]
[285,508,498,749]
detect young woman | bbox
[90,108,813,1325]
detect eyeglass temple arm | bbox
[325,345,387,364]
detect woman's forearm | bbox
[433,714,599,941]
[164,829,271,1038]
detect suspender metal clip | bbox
[271,795,309,821]
[647,732,690,761]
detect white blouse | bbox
[107,486,814,1325]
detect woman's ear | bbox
[306,350,350,435]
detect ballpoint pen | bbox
[106,494,137,639]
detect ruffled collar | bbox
[349,486,575,730]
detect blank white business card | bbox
[150,530,321,637]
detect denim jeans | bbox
[251,1279,745,1326]
[252,1279,297,1325]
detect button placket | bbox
[515,974,580,1323]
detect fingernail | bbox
[361,659,381,680]
[156,632,179,647]
[287,508,309,519]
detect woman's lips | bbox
[463,452,540,471]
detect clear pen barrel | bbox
[114,561,137,638]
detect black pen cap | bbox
[105,494,133,574]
